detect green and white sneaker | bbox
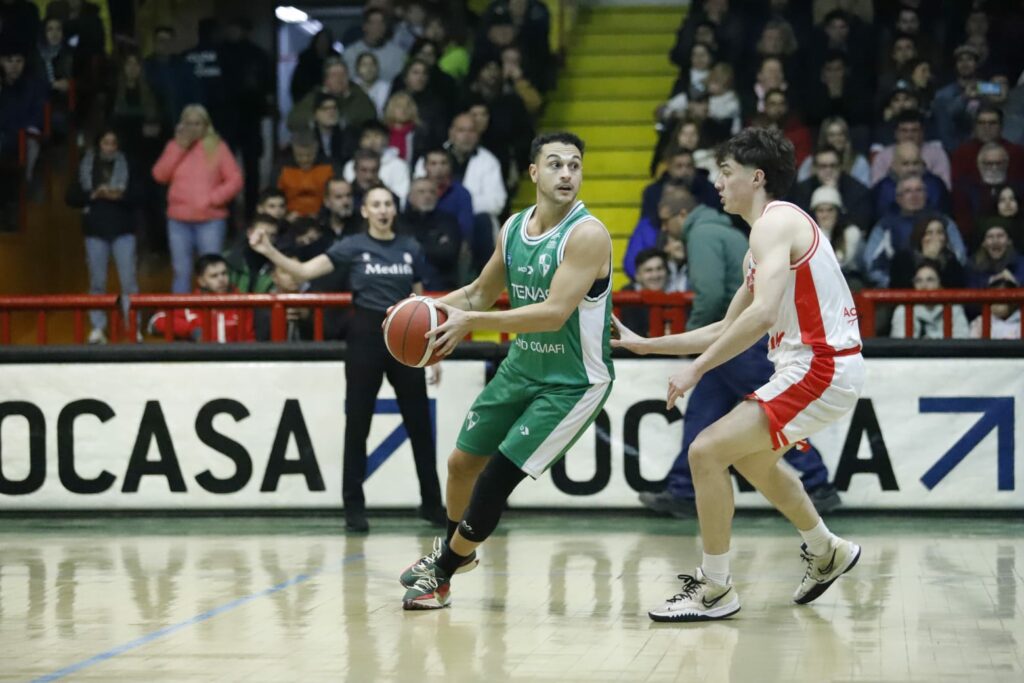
[793,538,861,604]
[402,563,451,610]
[399,536,479,588]
[648,568,741,622]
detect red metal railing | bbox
[0,291,692,345]
[5,289,1019,346]
[855,289,1024,339]
[0,294,120,344]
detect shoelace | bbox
[411,574,442,593]
[799,548,818,581]
[411,538,445,575]
[666,573,704,603]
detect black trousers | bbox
[343,308,441,511]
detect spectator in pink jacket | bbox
[152,104,242,292]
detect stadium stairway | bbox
[512,3,684,289]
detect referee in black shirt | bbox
[250,184,445,532]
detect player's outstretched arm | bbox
[249,228,334,283]
[431,220,609,356]
[613,281,751,356]
[437,226,508,312]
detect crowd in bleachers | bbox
[629,0,1024,338]
[2,1,1023,343]
[0,0,551,342]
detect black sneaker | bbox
[345,509,369,533]
[808,484,842,514]
[418,504,447,528]
[638,490,696,517]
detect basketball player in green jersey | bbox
[399,131,615,610]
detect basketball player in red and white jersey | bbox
[613,127,863,621]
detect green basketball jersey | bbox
[501,200,615,386]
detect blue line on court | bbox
[33,552,364,683]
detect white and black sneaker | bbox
[793,538,861,604]
[648,568,741,622]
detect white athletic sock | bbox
[701,551,731,585]
[799,518,836,556]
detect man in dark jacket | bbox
[789,145,872,230]
[625,188,842,516]
[399,178,462,290]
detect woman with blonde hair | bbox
[797,116,870,185]
[384,91,422,165]
[152,104,242,293]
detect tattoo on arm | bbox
[463,288,473,311]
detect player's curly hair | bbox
[715,127,796,199]
[530,132,585,163]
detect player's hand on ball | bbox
[610,315,646,354]
[427,301,469,357]
[666,365,702,410]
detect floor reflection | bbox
[0,517,1019,682]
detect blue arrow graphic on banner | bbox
[919,397,1014,491]
[357,398,436,479]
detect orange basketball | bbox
[383,296,448,367]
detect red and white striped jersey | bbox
[746,201,862,367]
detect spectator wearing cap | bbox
[809,185,865,288]
[342,120,411,207]
[953,142,1024,246]
[864,173,966,288]
[287,58,376,136]
[789,145,871,232]
[951,104,1024,186]
[873,140,949,219]
[870,109,951,189]
[933,45,983,152]
[872,79,923,148]
[343,8,407,85]
[969,277,1021,339]
[311,91,355,164]
[876,33,920,113]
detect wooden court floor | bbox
[1,514,1021,682]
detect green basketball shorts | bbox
[456,362,613,478]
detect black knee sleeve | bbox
[458,452,527,543]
